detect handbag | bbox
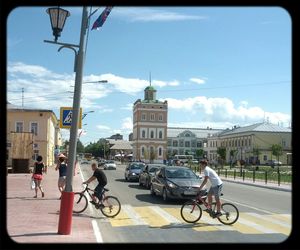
[30,178,36,190]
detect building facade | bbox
[205,123,292,165]
[132,85,168,163]
[167,127,223,159]
[7,102,62,172]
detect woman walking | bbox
[32,155,45,198]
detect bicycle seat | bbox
[104,188,109,191]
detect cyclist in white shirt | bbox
[198,159,223,217]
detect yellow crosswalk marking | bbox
[133,206,170,227]
[107,205,291,236]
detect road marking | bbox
[149,206,181,224]
[92,220,103,243]
[222,198,274,214]
[242,213,291,236]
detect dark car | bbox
[124,162,146,181]
[139,163,165,189]
[150,166,202,201]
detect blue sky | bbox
[7,6,292,145]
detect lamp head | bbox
[46,7,70,42]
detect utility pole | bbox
[22,88,24,107]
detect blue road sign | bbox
[60,107,82,129]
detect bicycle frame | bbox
[81,184,106,204]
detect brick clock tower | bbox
[132,85,168,163]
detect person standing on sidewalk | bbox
[32,155,45,198]
[198,159,223,217]
[55,153,67,199]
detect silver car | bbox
[150,166,202,201]
[125,162,145,181]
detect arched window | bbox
[142,130,146,138]
[150,131,154,138]
[159,131,163,139]
[141,147,145,156]
[158,147,162,156]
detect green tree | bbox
[217,147,226,168]
[76,140,85,153]
[195,149,204,160]
[252,147,261,165]
[229,149,237,169]
[271,144,283,170]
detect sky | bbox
[6,6,292,146]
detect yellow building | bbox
[205,123,292,166]
[7,102,62,172]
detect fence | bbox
[191,165,291,186]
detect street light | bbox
[82,110,94,120]
[45,6,88,235]
[46,7,70,42]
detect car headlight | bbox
[166,180,177,189]
[130,173,136,176]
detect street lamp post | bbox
[45,6,88,235]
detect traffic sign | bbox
[60,107,82,129]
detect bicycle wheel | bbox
[180,200,202,223]
[100,196,121,218]
[217,203,239,225]
[73,192,88,213]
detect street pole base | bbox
[58,191,74,235]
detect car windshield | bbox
[165,168,197,178]
[107,160,114,164]
[130,163,144,169]
[149,167,159,173]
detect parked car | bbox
[266,160,282,167]
[104,160,117,170]
[139,163,165,189]
[98,160,106,168]
[150,166,202,201]
[125,162,146,181]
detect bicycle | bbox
[73,183,121,218]
[180,189,239,225]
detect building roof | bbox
[218,122,291,136]
[145,86,156,91]
[109,140,133,150]
[7,102,53,112]
[167,127,223,139]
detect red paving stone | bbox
[6,166,98,244]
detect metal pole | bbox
[58,6,88,235]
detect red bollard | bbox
[58,191,74,235]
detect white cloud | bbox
[190,78,206,85]
[165,96,291,125]
[96,125,111,130]
[113,7,208,22]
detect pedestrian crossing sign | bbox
[59,107,82,129]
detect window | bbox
[185,141,190,147]
[173,141,178,147]
[197,142,202,148]
[179,140,184,147]
[150,130,154,139]
[158,147,162,156]
[141,147,145,156]
[158,114,163,121]
[16,122,23,133]
[31,122,38,135]
[159,131,163,139]
[142,130,146,138]
[150,113,155,121]
[141,113,146,121]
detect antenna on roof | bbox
[149,71,152,86]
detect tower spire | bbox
[149,71,152,86]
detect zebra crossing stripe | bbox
[133,206,170,227]
[246,213,291,228]
[234,217,278,234]
[121,204,148,225]
[243,213,291,236]
[149,206,181,224]
[199,214,235,231]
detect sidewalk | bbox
[6,165,98,244]
[5,165,291,245]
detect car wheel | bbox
[150,184,155,195]
[162,188,169,201]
